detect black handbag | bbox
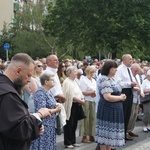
[78,104,86,120]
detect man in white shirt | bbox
[127,63,144,137]
[46,55,66,135]
[115,54,137,141]
[46,54,66,103]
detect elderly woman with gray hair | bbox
[31,71,61,150]
[62,66,85,149]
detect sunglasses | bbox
[62,66,66,68]
[37,65,43,68]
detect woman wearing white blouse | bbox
[141,69,150,132]
[79,65,97,143]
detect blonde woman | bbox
[23,60,43,105]
[79,65,97,143]
[33,60,44,87]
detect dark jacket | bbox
[0,74,40,150]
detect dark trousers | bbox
[63,103,80,146]
[122,88,133,137]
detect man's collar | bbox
[46,66,58,73]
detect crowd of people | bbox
[0,53,150,150]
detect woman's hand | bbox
[55,104,61,112]
[91,91,96,98]
[144,89,150,94]
[120,94,126,101]
[49,104,61,114]
[80,99,85,105]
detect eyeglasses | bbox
[49,79,55,82]
[37,65,43,68]
[62,66,65,68]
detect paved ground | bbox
[56,115,150,150]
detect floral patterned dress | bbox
[95,75,125,147]
[30,87,57,150]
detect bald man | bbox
[46,54,66,103]
[115,54,137,141]
[0,53,51,150]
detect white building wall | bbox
[0,0,14,34]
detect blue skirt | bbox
[95,98,125,147]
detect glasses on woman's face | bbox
[62,65,65,68]
[49,79,55,82]
[37,65,43,68]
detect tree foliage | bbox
[0,23,14,60]
[43,0,150,60]
[12,0,58,59]
[0,0,59,60]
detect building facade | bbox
[0,0,14,33]
[0,0,46,34]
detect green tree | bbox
[43,0,150,60]
[10,0,58,59]
[0,23,14,60]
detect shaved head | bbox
[4,53,35,95]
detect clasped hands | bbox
[120,94,126,101]
[91,90,96,98]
